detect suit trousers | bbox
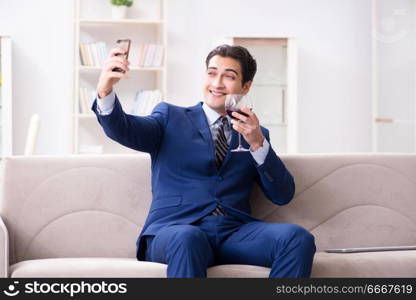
[144,215,316,278]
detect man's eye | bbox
[225,75,235,80]
[207,72,215,76]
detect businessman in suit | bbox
[92,44,315,278]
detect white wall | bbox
[0,0,373,154]
[0,0,74,155]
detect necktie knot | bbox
[220,115,228,126]
[216,116,228,130]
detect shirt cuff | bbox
[96,90,116,116]
[250,138,270,166]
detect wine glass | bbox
[225,93,253,152]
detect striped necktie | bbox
[214,116,229,168]
[210,116,229,216]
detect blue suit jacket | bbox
[92,96,295,260]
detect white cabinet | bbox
[231,36,298,153]
[73,0,166,154]
[372,0,416,152]
[0,36,12,158]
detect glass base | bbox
[231,146,251,152]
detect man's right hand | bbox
[96,47,130,98]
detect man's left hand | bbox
[230,106,265,151]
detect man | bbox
[92,44,315,278]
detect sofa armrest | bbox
[0,216,9,277]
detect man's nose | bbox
[212,75,225,88]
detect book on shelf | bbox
[79,87,95,114]
[143,44,155,67]
[131,90,162,116]
[137,44,164,68]
[79,41,108,67]
[153,45,164,68]
[137,44,145,67]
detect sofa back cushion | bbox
[1,155,152,264]
[2,154,416,263]
[251,154,416,251]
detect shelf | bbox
[73,0,167,155]
[79,19,163,25]
[78,65,164,72]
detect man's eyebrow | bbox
[207,66,238,75]
[225,68,238,75]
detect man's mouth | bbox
[209,90,227,97]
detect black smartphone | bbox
[112,39,131,73]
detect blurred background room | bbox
[0,0,415,157]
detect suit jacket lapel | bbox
[186,102,212,144]
[186,103,249,172]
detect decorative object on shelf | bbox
[110,0,133,19]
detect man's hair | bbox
[205,44,257,85]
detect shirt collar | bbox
[202,102,223,126]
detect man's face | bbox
[203,55,251,114]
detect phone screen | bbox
[112,39,131,73]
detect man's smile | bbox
[209,89,227,97]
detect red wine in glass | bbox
[226,108,249,119]
[224,94,253,152]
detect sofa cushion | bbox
[312,251,416,277]
[10,258,167,278]
[9,251,416,278]
[9,257,271,278]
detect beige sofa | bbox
[1,154,416,278]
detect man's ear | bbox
[242,81,252,94]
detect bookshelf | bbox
[227,36,298,153]
[73,0,166,154]
[0,36,12,158]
